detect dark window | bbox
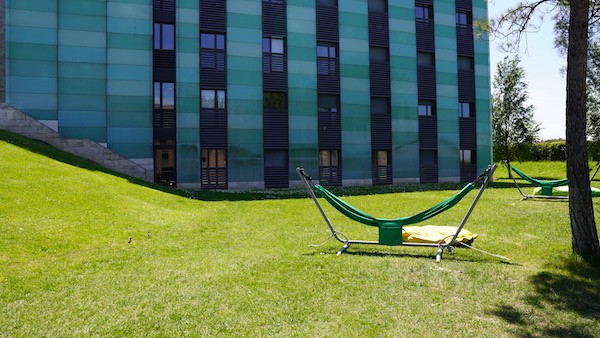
[263,0,285,3]
[460,149,474,166]
[418,100,436,116]
[369,46,389,63]
[415,5,433,22]
[317,0,337,5]
[154,23,175,50]
[368,0,387,12]
[265,149,288,167]
[458,56,474,71]
[318,94,339,113]
[420,149,437,166]
[264,92,287,110]
[154,82,175,110]
[456,11,472,27]
[201,90,226,109]
[371,97,390,115]
[459,102,474,118]
[417,52,435,67]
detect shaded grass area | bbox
[1,130,599,336]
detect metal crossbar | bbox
[297,164,497,262]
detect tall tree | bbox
[491,0,600,259]
[492,55,539,163]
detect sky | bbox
[487,1,567,140]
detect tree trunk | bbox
[566,0,600,257]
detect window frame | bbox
[263,37,285,54]
[154,82,175,110]
[460,149,474,166]
[154,23,175,50]
[459,102,474,118]
[201,32,226,50]
[456,11,472,27]
[415,4,433,22]
[319,149,340,168]
[201,89,226,110]
[202,148,227,169]
[263,92,287,111]
[318,94,340,113]
[418,100,436,116]
[417,51,435,67]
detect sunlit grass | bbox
[1,130,599,336]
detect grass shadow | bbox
[303,245,517,264]
[489,255,600,337]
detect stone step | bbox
[0,103,152,182]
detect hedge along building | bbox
[2,0,491,189]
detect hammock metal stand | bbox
[504,161,600,201]
[297,164,497,262]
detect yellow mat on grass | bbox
[402,225,477,244]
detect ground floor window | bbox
[319,149,341,186]
[154,140,176,187]
[372,150,392,184]
[201,148,227,189]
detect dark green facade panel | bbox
[8,0,57,12]
[9,76,56,94]
[107,95,151,113]
[59,94,106,111]
[59,110,106,126]
[58,15,106,34]
[59,62,106,79]
[108,143,152,158]
[59,127,106,141]
[108,33,151,50]
[177,127,200,144]
[58,78,105,95]
[7,42,57,61]
[107,111,151,127]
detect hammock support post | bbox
[297,164,497,262]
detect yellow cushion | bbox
[402,225,477,244]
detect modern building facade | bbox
[2,0,491,189]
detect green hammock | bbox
[314,182,477,245]
[510,166,568,196]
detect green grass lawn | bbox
[1,130,599,337]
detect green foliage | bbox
[554,1,600,141]
[492,55,540,162]
[2,131,600,336]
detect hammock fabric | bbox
[314,182,476,245]
[510,166,568,196]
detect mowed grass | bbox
[1,130,599,337]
